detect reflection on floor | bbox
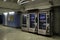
[0,25,60,40]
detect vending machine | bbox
[21,14,29,31]
[8,12,21,28]
[38,9,53,35]
[28,13,37,33]
[3,12,8,26]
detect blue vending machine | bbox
[3,12,8,26]
[8,12,21,28]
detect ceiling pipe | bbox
[17,0,35,5]
[20,1,30,5]
[17,0,30,5]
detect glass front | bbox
[39,13,46,30]
[30,14,35,28]
[22,15,27,24]
[22,14,27,27]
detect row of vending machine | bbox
[2,8,54,36]
[21,9,53,36]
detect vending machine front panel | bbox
[21,14,29,31]
[38,11,51,35]
[28,13,37,32]
[39,13,46,30]
[22,14,28,27]
[30,14,35,28]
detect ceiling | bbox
[0,0,17,3]
[0,0,60,6]
[0,0,60,12]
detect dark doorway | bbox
[0,15,3,24]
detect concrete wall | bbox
[53,0,60,6]
[54,7,60,35]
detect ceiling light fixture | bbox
[31,0,35,1]
[3,0,7,2]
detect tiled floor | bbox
[0,25,60,40]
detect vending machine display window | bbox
[22,14,28,27]
[30,14,35,28]
[22,16,27,24]
[39,13,46,30]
